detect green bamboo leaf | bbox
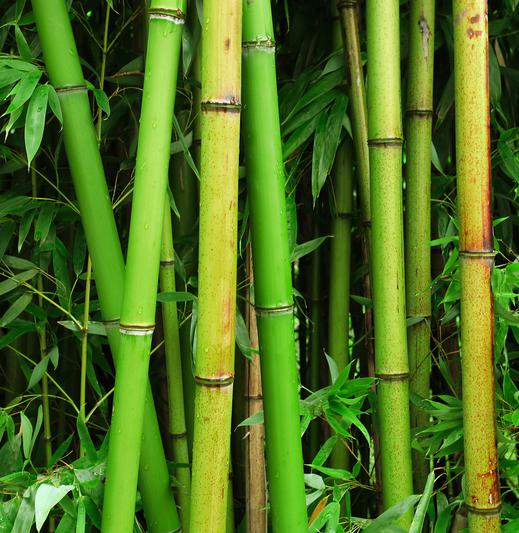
[363,495,420,532]
[55,514,75,533]
[0,269,38,297]
[5,69,41,115]
[48,345,59,369]
[27,355,49,390]
[29,405,43,462]
[24,84,48,167]
[20,412,32,459]
[308,501,340,533]
[283,113,320,159]
[156,291,197,303]
[311,111,328,201]
[35,484,74,531]
[291,236,329,262]
[0,293,32,327]
[311,436,339,467]
[47,434,73,468]
[304,473,326,490]
[172,114,199,179]
[497,128,519,182]
[14,25,32,61]
[76,417,97,462]
[47,86,62,125]
[11,486,36,533]
[3,255,38,270]
[58,320,106,336]
[18,209,35,252]
[237,410,264,427]
[72,225,86,276]
[409,472,435,533]
[33,202,54,242]
[52,241,71,308]
[75,497,86,533]
[0,69,23,89]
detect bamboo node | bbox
[119,324,155,336]
[368,137,403,147]
[170,431,188,440]
[375,372,409,381]
[465,503,501,515]
[160,258,176,267]
[148,8,185,25]
[194,374,234,388]
[336,0,358,9]
[459,250,495,259]
[55,84,87,95]
[201,100,241,113]
[405,109,433,117]
[242,37,276,52]
[336,211,353,220]
[102,318,120,328]
[255,304,293,316]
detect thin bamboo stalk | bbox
[242,0,308,529]
[79,257,92,457]
[452,1,501,529]
[366,0,414,522]
[328,139,354,471]
[159,200,191,530]
[188,0,242,529]
[30,1,181,531]
[405,0,435,492]
[244,248,267,533]
[101,1,186,530]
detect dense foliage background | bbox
[0,0,518,531]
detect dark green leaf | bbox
[5,69,41,115]
[14,25,31,61]
[0,293,32,327]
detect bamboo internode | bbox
[453,1,501,530]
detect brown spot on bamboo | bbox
[469,14,481,23]
[224,38,230,50]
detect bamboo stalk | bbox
[101,2,186,530]
[366,0,414,522]
[328,139,354,471]
[79,257,92,457]
[452,1,501,529]
[244,247,267,533]
[159,200,191,531]
[30,1,181,531]
[242,0,308,529]
[405,0,435,492]
[189,0,242,529]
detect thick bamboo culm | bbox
[189,0,242,529]
[452,1,501,530]
[244,248,267,533]
[159,200,191,530]
[405,0,435,492]
[366,0,414,524]
[101,1,185,531]
[242,0,308,529]
[30,1,180,531]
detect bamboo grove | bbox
[0,0,517,531]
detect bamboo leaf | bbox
[47,85,62,125]
[362,495,420,532]
[75,497,86,533]
[0,68,23,89]
[311,111,329,201]
[14,25,32,61]
[34,202,54,242]
[291,236,329,262]
[0,293,32,327]
[24,84,48,166]
[172,114,199,179]
[5,69,41,115]
[409,472,435,533]
[12,486,36,533]
[0,269,37,296]
[76,417,97,462]
[20,411,32,459]
[35,484,74,531]
[47,434,73,468]
[27,355,49,390]
[282,113,320,159]
[58,320,106,336]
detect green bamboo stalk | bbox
[242,0,308,530]
[336,0,371,241]
[30,1,181,531]
[452,1,501,529]
[79,257,92,457]
[171,109,198,452]
[101,2,186,530]
[366,0,414,522]
[405,0,435,492]
[188,0,242,529]
[328,139,354,470]
[159,200,191,530]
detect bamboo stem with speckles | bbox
[453,1,501,530]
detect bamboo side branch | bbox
[366,0,414,524]
[452,1,501,529]
[405,0,435,491]
[30,1,181,531]
[189,0,242,529]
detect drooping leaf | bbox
[24,84,48,166]
[5,69,41,115]
[34,484,74,531]
[0,293,32,327]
